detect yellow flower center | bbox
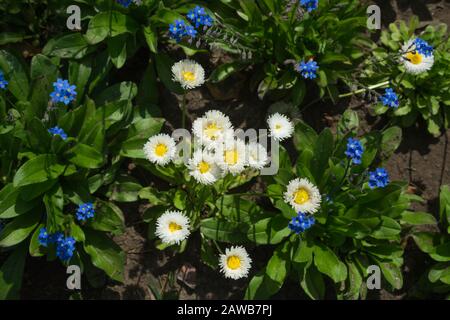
[204,122,220,139]
[155,143,168,157]
[224,149,238,165]
[226,255,241,270]
[198,161,210,174]
[182,71,196,82]
[275,124,282,131]
[294,188,310,205]
[168,222,182,233]
[406,51,423,65]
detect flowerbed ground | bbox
[15,0,450,300]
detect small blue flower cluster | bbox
[169,6,213,42]
[368,168,390,189]
[296,59,319,79]
[116,0,133,7]
[288,212,315,234]
[76,202,95,221]
[187,6,214,29]
[169,20,197,42]
[56,236,76,261]
[345,138,364,165]
[38,228,76,261]
[414,38,433,57]
[48,126,68,140]
[300,0,319,12]
[381,88,399,108]
[0,70,8,90]
[50,79,77,105]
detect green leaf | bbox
[247,215,290,244]
[139,187,170,205]
[344,257,363,300]
[69,58,92,103]
[200,218,248,243]
[143,26,158,53]
[71,221,86,243]
[376,259,403,289]
[136,60,159,108]
[439,185,450,225]
[0,32,26,45]
[265,242,290,290]
[43,184,65,233]
[401,211,437,225]
[313,243,347,283]
[66,143,104,169]
[120,117,164,159]
[244,272,267,300]
[0,184,38,218]
[200,240,218,269]
[29,223,46,257]
[412,232,437,254]
[380,126,402,160]
[300,263,325,300]
[28,54,58,121]
[428,264,450,284]
[0,242,28,299]
[13,154,65,188]
[42,33,94,59]
[0,50,29,101]
[0,212,40,247]
[311,128,334,184]
[85,11,139,44]
[209,62,246,83]
[26,117,51,153]
[87,200,125,235]
[108,34,128,69]
[143,205,167,224]
[371,216,401,240]
[83,229,125,282]
[215,195,263,222]
[293,239,314,264]
[293,120,318,152]
[338,110,359,135]
[244,243,291,299]
[292,80,306,106]
[95,81,138,105]
[106,179,142,203]
[151,8,185,25]
[155,53,184,94]
[173,189,187,210]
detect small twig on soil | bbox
[338,81,390,98]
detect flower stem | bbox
[338,81,390,98]
[181,92,187,129]
[329,159,351,197]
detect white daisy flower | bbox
[155,210,191,245]
[267,113,294,141]
[192,110,234,147]
[172,59,205,89]
[143,134,176,166]
[188,149,222,185]
[216,137,247,175]
[219,246,252,280]
[400,39,434,74]
[246,142,269,170]
[284,178,322,214]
